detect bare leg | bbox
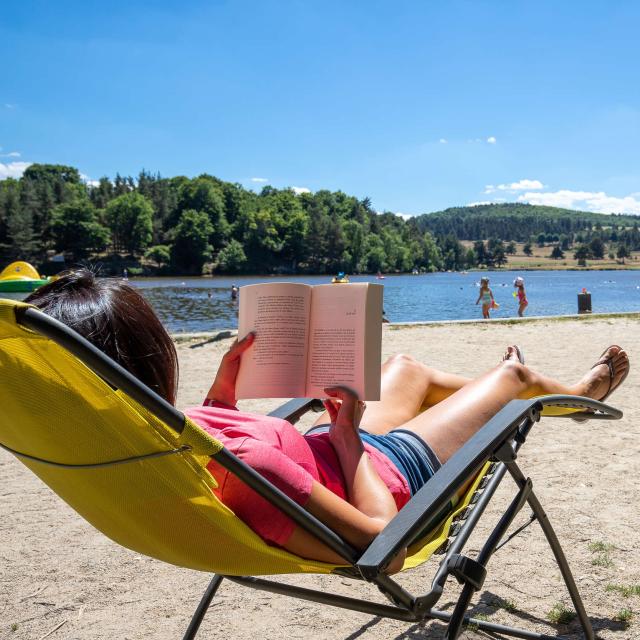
[312,345,629,465]
[398,346,629,463]
[312,354,471,432]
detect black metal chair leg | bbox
[445,476,533,639]
[182,574,225,640]
[528,493,595,640]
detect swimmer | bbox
[513,277,528,317]
[475,277,494,319]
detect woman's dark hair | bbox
[25,269,178,404]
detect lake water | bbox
[127,270,640,333]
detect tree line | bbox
[1,164,638,276]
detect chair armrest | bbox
[536,394,622,420]
[355,398,541,579]
[268,398,325,424]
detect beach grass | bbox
[547,602,577,625]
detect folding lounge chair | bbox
[0,299,622,640]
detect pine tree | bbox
[7,204,38,260]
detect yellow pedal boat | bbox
[0,261,50,293]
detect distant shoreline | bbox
[475,265,640,272]
[130,264,640,281]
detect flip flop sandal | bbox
[572,345,629,422]
[592,345,629,403]
[502,345,525,365]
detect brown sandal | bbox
[572,345,629,422]
[591,345,629,403]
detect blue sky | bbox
[2,1,639,215]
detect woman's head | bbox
[513,276,524,288]
[25,269,178,404]
[480,276,489,286]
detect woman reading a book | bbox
[25,270,630,573]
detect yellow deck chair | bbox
[0,299,622,640]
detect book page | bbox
[305,283,382,400]
[236,283,311,399]
[363,283,384,400]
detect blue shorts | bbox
[307,426,441,496]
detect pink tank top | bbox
[185,404,410,546]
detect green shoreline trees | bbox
[1,164,639,276]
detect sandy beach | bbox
[1,316,639,640]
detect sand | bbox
[1,316,639,639]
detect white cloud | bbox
[0,147,21,158]
[485,179,544,194]
[250,177,268,183]
[4,103,17,109]
[291,186,311,195]
[466,137,495,144]
[439,138,448,144]
[508,179,543,191]
[0,161,31,179]
[518,190,640,214]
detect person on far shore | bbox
[475,276,494,319]
[513,276,528,317]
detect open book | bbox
[236,282,383,400]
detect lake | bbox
[127,270,639,333]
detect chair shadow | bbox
[473,591,631,639]
[343,616,385,640]
[343,591,632,640]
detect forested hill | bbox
[411,203,640,241]
[1,164,639,276]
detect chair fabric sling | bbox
[0,298,485,576]
[0,299,335,575]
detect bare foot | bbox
[502,345,524,365]
[574,346,630,401]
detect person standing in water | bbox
[475,276,494,319]
[513,276,528,317]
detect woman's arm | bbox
[324,388,399,525]
[205,332,255,407]
[284,481,407,572]
[284,387,407,573]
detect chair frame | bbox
[13,306,623,640]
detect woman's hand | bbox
[205,332,255,407]
[323,386,366,441]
